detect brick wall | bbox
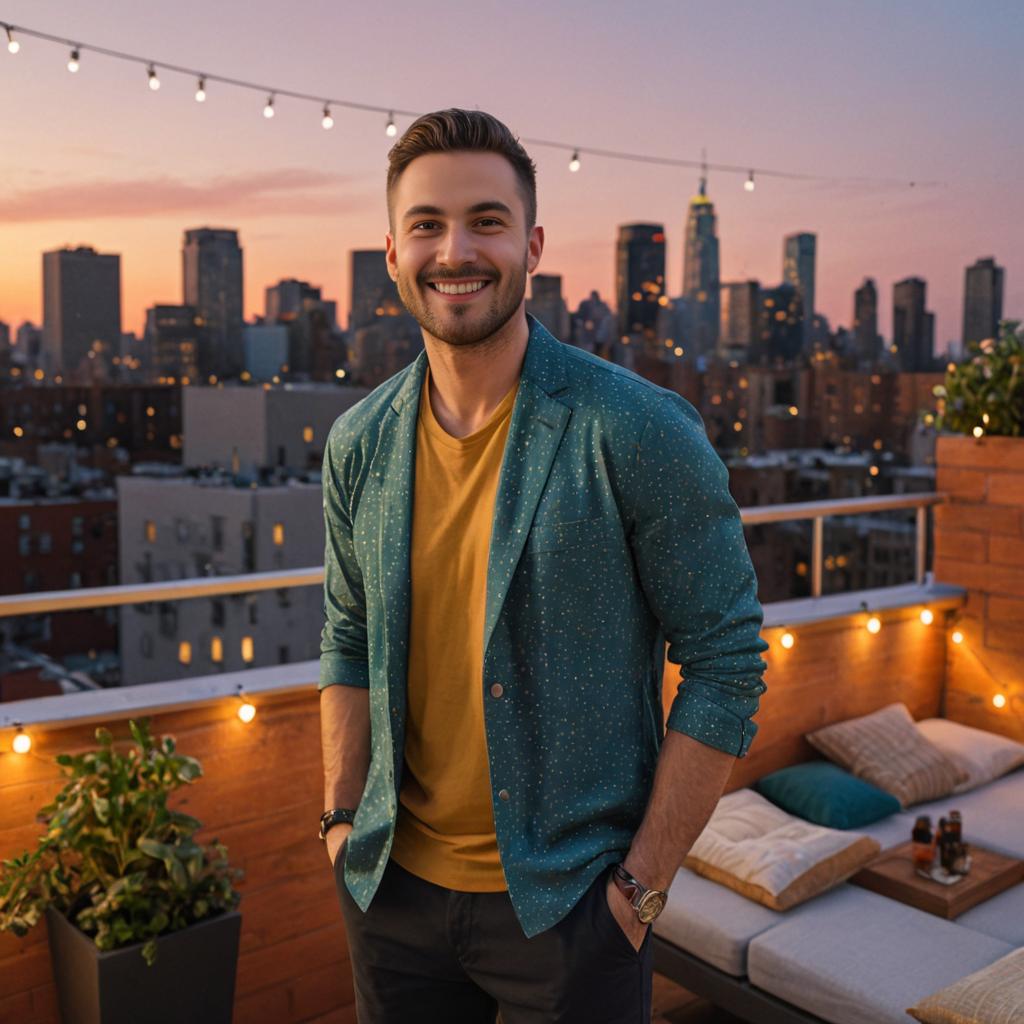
[935,433,1024,741]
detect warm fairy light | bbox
[992,693,1007,709]
[195,76,206,102]
[237,701,256,723]
[780,631,795,649]
[952,629,964,644]
[263,94,275,118]
[920,608,934,625]
[866,615,881,634]
[67,47,79,72]
[5,25,19,54]
[385,111,397,136]
[321,103,334,129]
[569,150,581,172]
[147,64,160,90]
[12,728,31,754]
[972,426,984,438]
[745,170,755,191]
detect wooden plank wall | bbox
[1,605,952,1023]
[0,691,357,1024]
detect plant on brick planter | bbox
[0,718,243,966]
[930,319,1023,437]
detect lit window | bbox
[273,523,285,546]
[178,641,192,665]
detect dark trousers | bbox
[334,843,653,1023]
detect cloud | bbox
[0,169,376,223]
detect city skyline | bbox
[1,1,1022,343]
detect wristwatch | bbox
[319,807,356,841]
[611,863,668,924]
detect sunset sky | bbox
[1,0,1021,346]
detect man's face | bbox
[386,151,543,347]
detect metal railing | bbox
[0,493,947,619]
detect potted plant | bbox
[0,718,244,1024]
[929,319,1023,437]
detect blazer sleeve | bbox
[628,393,769,757]
[318,418,370,691]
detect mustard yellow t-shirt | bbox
[388,364,519,891]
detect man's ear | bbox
[384,233,398,282]
[527,225,544,275]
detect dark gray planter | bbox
[45,905,242,1024]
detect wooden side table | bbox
[850,841,1024,920]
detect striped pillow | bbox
[907,948,1024,1023]
[806,703,967,809]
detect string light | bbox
[236,685,256,723]
[920,607,934,625]
[321,103,334,130]
[263,93,275,119]
[12,724,31,754]
[992,693,1007,709]
[952,629,964,644]
[780,629,795,649]
[859,600,881,634]
[195,75,206,102]
[0,20,944,192]
[67,47,79,73]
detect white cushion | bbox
[684,789,879,911]
[916,718,1024,794]
[747,885,1015,1024]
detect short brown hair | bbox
[386,108,537,232]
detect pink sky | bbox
[1,1,1021,347]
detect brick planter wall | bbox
[935,433,1024,741]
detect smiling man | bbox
[318,108,769,1023]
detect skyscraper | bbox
[265,279,323,323]
[720,281,760,359]
[853,278,881,366]
[42,246,121,381]
[182,228,244,379]
[758,284,803,364]
[682,176,720,356]
[350,250,403,331]
[615,223,665,344]
[962,257,1005,348]
[527,274,570,339]
[783,233,816,351]
[892,278,936,371]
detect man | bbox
[319,108,769,1023]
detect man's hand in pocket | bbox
[327,823,353,868]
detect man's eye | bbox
[412,221,438,231]
[477,218,502,227]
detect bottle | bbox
[948,810,962,843]
[911,815,934,870]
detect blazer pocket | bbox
[525,514,620,554]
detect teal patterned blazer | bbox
[319,313,769,938]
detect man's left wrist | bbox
[613,862,669,924]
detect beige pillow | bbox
[916,718,1024,794]
[683,789,880,911]
[806,703,967,809]
[907,947,1024,1023]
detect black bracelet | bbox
[319,807,357,840]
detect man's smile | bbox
[427,279,493,300]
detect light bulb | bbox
[385,111,397,137]
[992,693,1007,709]
[67,48,80,73]
[920,608,934,625]
[866,615,881,634]
[12,730,31,754]
[745,170,755,192]
[321,104,334,129]
[263,94,275,118]
[972,425,983,438]
[780,631,794,649]
[195,76,206,102]
[147,64,160,90]
[5,26,18,54]
[952,629,964,644]
[237,701,256,723]
[569,150,581,172]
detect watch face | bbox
[638,891,666,924]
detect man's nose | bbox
[436,226,478,267]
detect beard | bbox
[395,250,528,348]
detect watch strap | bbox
[319,807,357,840]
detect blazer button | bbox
[490,683,504,698]
[498,789,510,801]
